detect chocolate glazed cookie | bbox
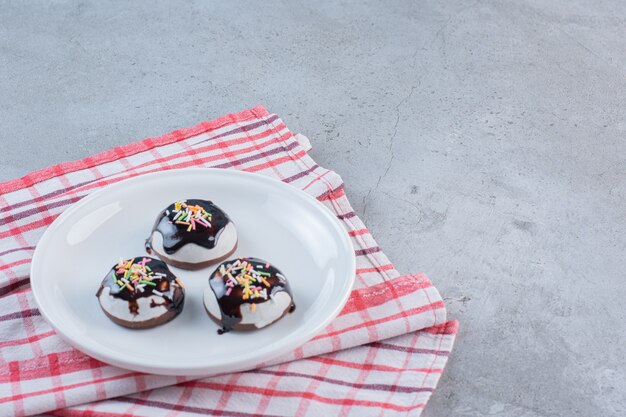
[96,257,185,329]
[145,199,238,270]
[204,257,296,334]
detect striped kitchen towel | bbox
[0,106,457,417]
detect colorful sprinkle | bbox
[113,258,172,296]
[170,200,212,232]
[220,258,273,302]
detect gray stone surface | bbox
[1,1,625,415]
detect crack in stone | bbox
[361,2,471,220]
[362,84,418,218]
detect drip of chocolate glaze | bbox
[146,199,231,255]
[96,257,184,316]
[209,257,295,334]
[129,300,139,315]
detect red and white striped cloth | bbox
[0,106,457,417]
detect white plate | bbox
[31,168,355,376]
